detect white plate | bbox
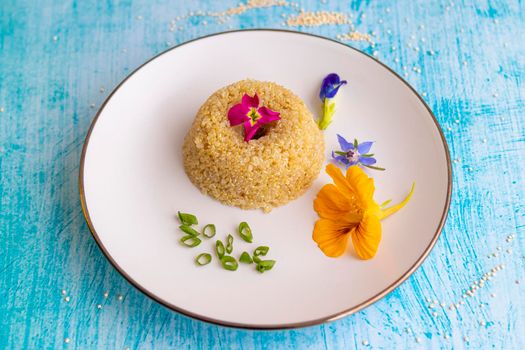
[80,30,451,329]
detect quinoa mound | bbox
[182,80,325,212]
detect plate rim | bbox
[79,28,452,330]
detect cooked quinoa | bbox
[182,80,325,212]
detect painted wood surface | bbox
[1,0,524,349]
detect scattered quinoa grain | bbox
[287,11,349,26]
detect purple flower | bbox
[319,73,347,101]
[228,93,281,142]
[332,134,385,171]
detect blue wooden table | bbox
[1,0,524,349]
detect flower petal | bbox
[337,134,354,152]
[345,165,378,211]
[243,121,260,142]
[319,74,339,100]
[379,182,415,220]
[325,81,347,99]
[350,212,382,259]
[325,164,358,201]
[324,73,341,85]
[357,141,373,154]
[331,151,348,164]
[242,93,259,108]
[314,184,347,219]
[319,73,347,100]
[313,218,354,257]
[359,156,377,165]
[257,106,281,123]
[334,156,350,165]
[228,103,249,126]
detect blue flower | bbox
[319,73,347,101]
[318,73,347,130]
[332,134,385,171]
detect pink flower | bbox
[227,93,281,142]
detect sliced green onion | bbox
[253,246,269,257]
[195,253,212,266]
[180,235,201,247]
[256,260,276,273]
[239,252,253,264]
[238,222,253,243]
[215,240,225,259]
[201,224,216,238]
[253,256,261,264]
[226,234,234,254]
[259,260,276,268]
[178,211,198,225]
[220,256,238,271]
[179,225,200,236]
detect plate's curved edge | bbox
[78,28,452,330]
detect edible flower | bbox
[228,93,281,142]
[332,134,385,171]
[313,164,414,260]
[318,73,347,130]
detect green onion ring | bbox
[201,224,216,238]
[226,234,234,254]
[195,253,212,266]
[179,225,199,236]
[178,211,198,225]
[253,246,269,257]
[220,256,238,271]
[180,235,201,247]
[239,252,253,264]
[256,260,276,273]
[215,240,225,258]
[238,222,253,243]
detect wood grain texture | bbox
[1,0,524,349]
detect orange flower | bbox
[313,164,414,259]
